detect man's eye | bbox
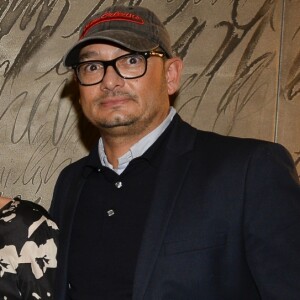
[126,55,143,65]
[83,63,101,72]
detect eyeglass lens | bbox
[76,53,147,86]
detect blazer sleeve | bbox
[243,142,300,299]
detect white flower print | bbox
[0,245,19,277]
[32,292,42,299]
[0,200,20,223]
[28,216,59,238]
[0,212,17,222]
[0,199,58,298]
[19,238,57,279]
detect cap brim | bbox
[63,30,159,67]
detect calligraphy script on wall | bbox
[0,0,299,208]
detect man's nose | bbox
[100,65,124,91]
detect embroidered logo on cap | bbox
[80,11,145,39]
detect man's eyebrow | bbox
[79,51,100,61]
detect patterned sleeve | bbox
[0,199,59,299]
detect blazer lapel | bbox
[133,116,198,299]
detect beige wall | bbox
[0,0,299,209]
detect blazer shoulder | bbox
[194,128,281,154]
[57,144,99,178]
[58,155,88,177]
[192,127,297,171]
[172,115,289,161]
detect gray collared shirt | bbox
[98,107,176,174]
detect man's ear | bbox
[165,57,183,95]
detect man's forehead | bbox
[79,43,128,60]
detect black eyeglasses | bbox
[73,51,165,86]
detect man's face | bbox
[76,43,175,139]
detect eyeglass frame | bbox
[72,50,166,86]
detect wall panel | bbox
[277,0,300,174]
[0,0,298,209]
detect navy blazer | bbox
[50,114,300,299]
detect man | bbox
[50,4,300,300]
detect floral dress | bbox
[0,199,58,299]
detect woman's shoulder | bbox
[2,198,47,217]
[1,198,58,231]
[14,198,49,215]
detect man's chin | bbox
[96,116,137,129]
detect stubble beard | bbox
[90,91,144,137]
[97,111,154,138]
[96,106,160,139]
[98,110,137,129]
[89,83,167,138]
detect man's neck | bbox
[100,134,140,169]
[99,107,176,169]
